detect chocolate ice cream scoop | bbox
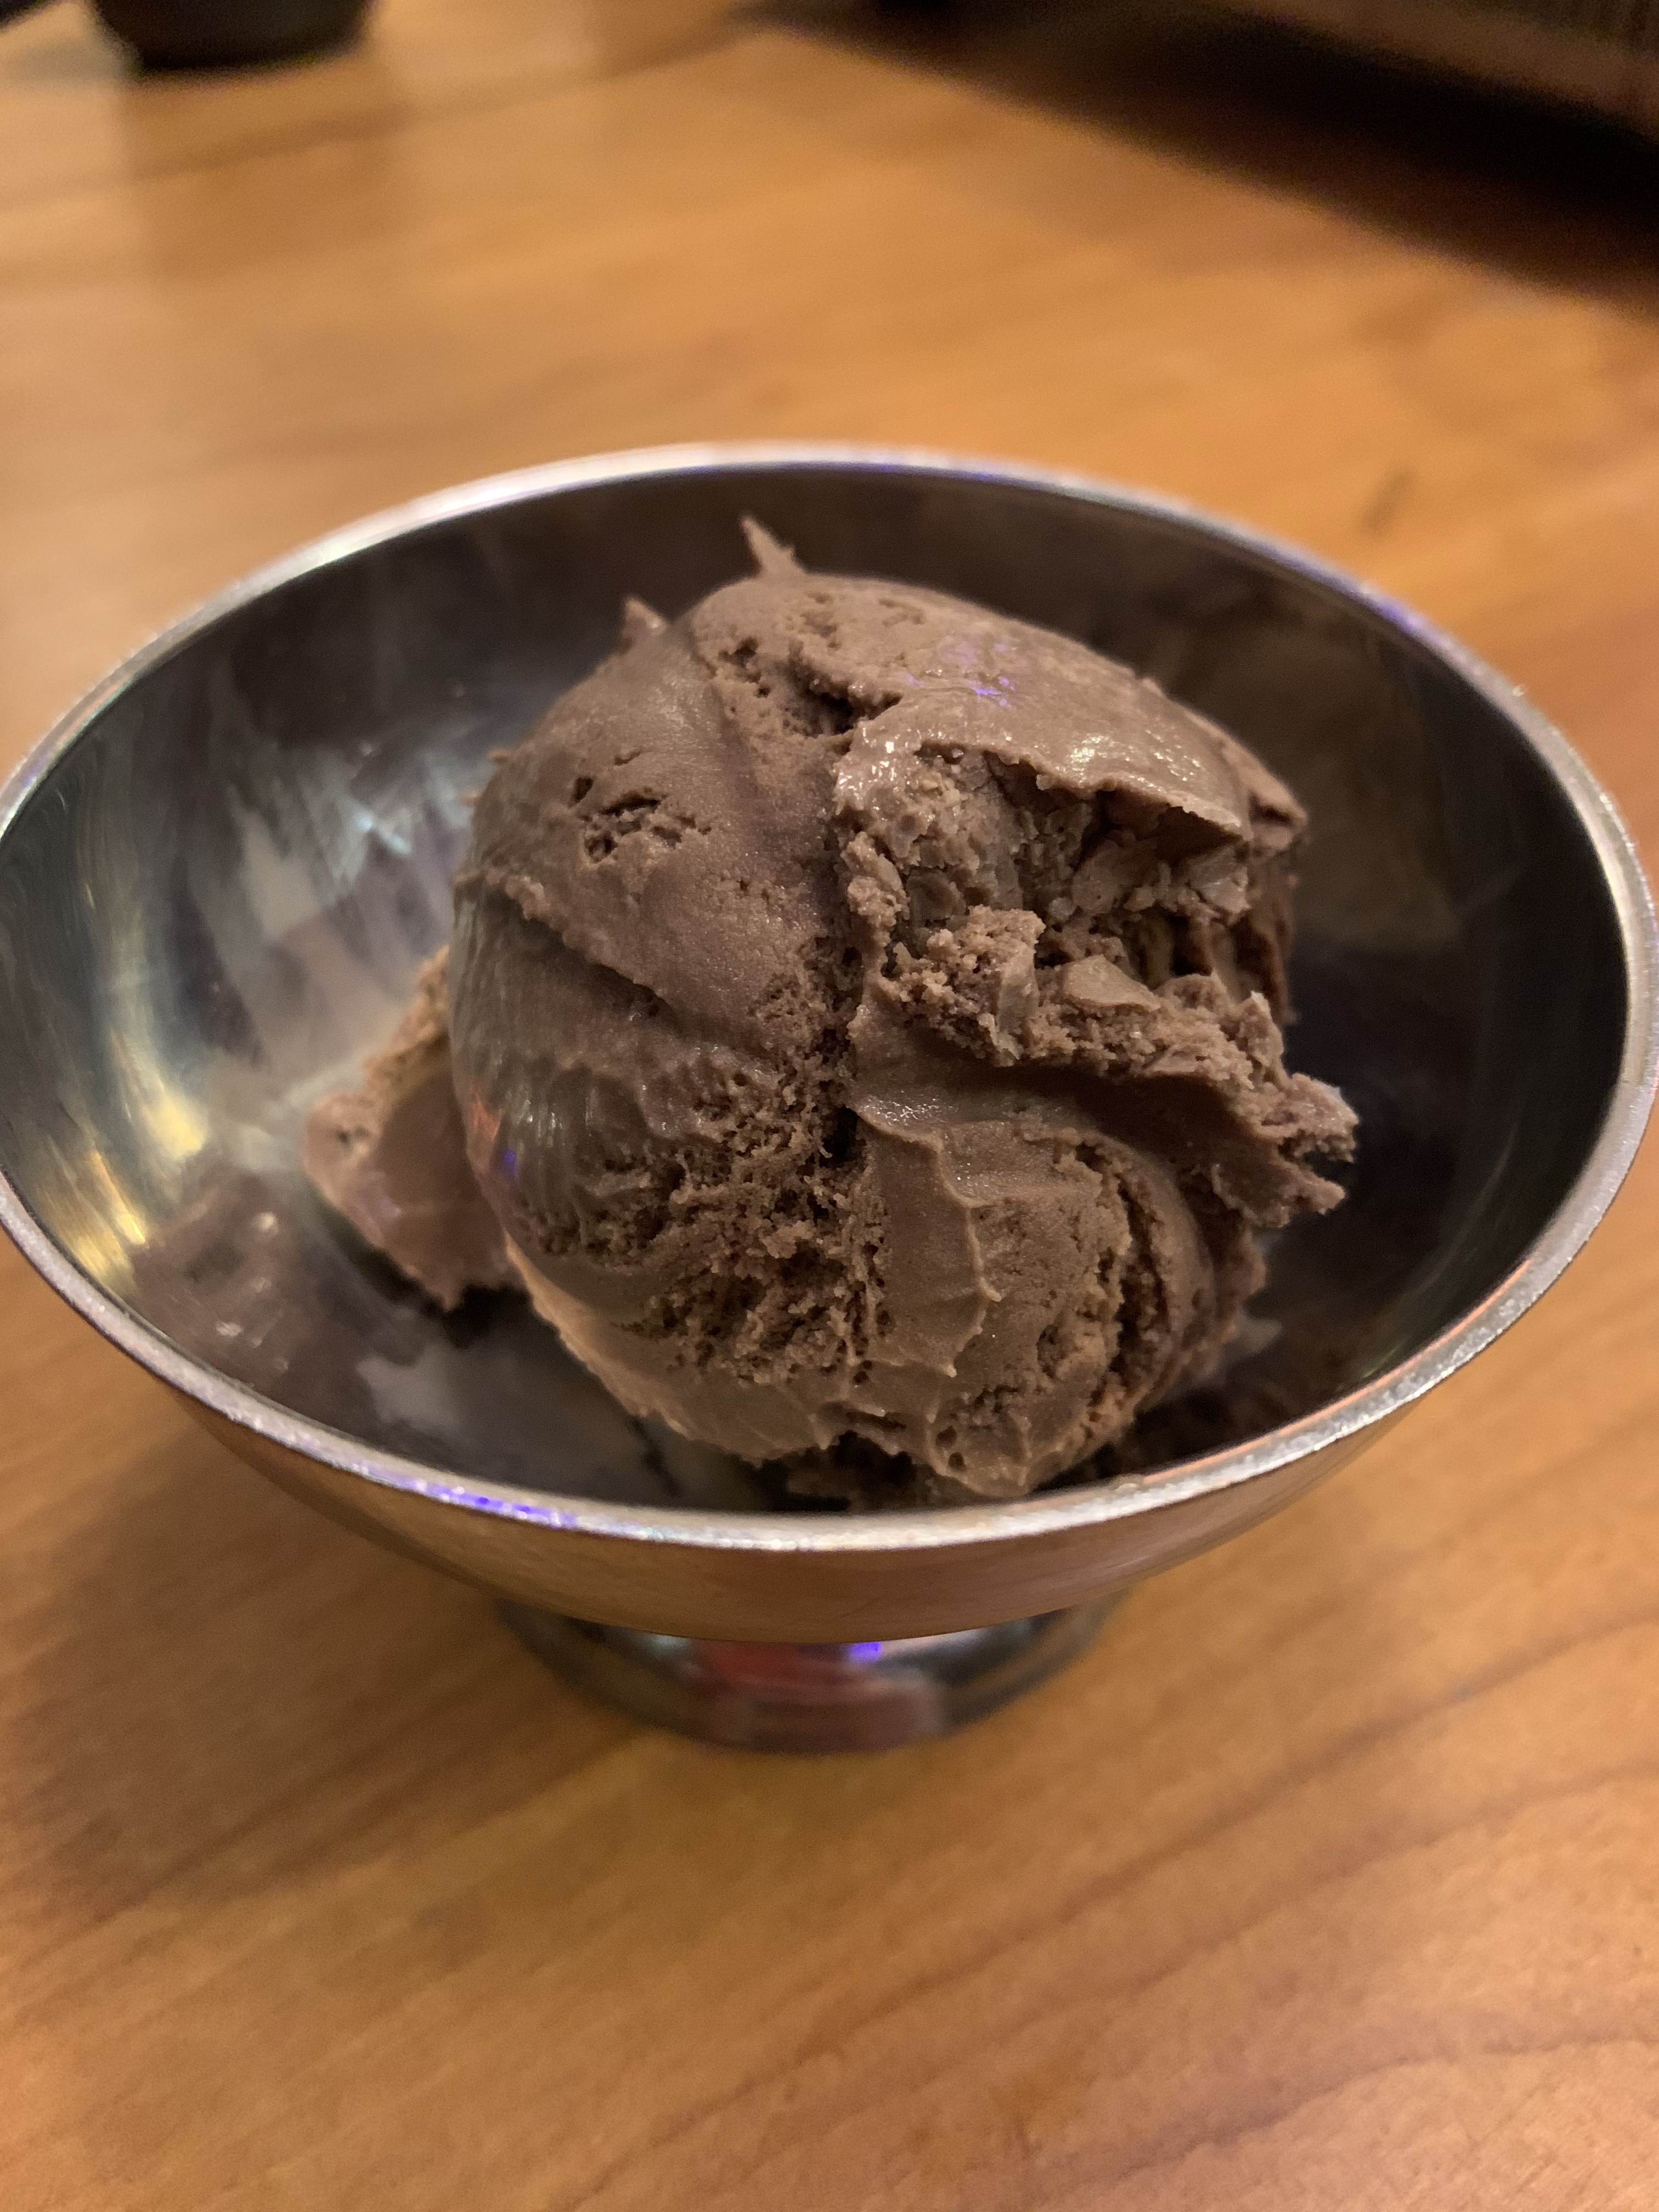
[303,949,516,1312]
[418,526,1355,1502]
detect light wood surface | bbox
[5,2,1659,2204]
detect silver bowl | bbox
[2,444,1654,1752]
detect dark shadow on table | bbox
[766,0,1659,310]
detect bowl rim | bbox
[2,439,1655,1558]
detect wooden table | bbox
[5,2,1658,2202]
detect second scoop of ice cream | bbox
[439,528,1355,1502]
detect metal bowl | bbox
[2,445,1654,1751]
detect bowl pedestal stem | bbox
[499,1600,1116,1753]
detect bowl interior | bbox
[0,458,1632,1511]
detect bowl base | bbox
[499,1600,1115,1753]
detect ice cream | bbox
[303,949,516,1311]
[307,526,1355,1504]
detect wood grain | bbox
[4,1,1658,2204]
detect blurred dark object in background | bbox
[1205,1,1659,134]
[867,0,1659,136]
[0,0,371,68]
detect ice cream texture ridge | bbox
[305,523,1356,1505]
